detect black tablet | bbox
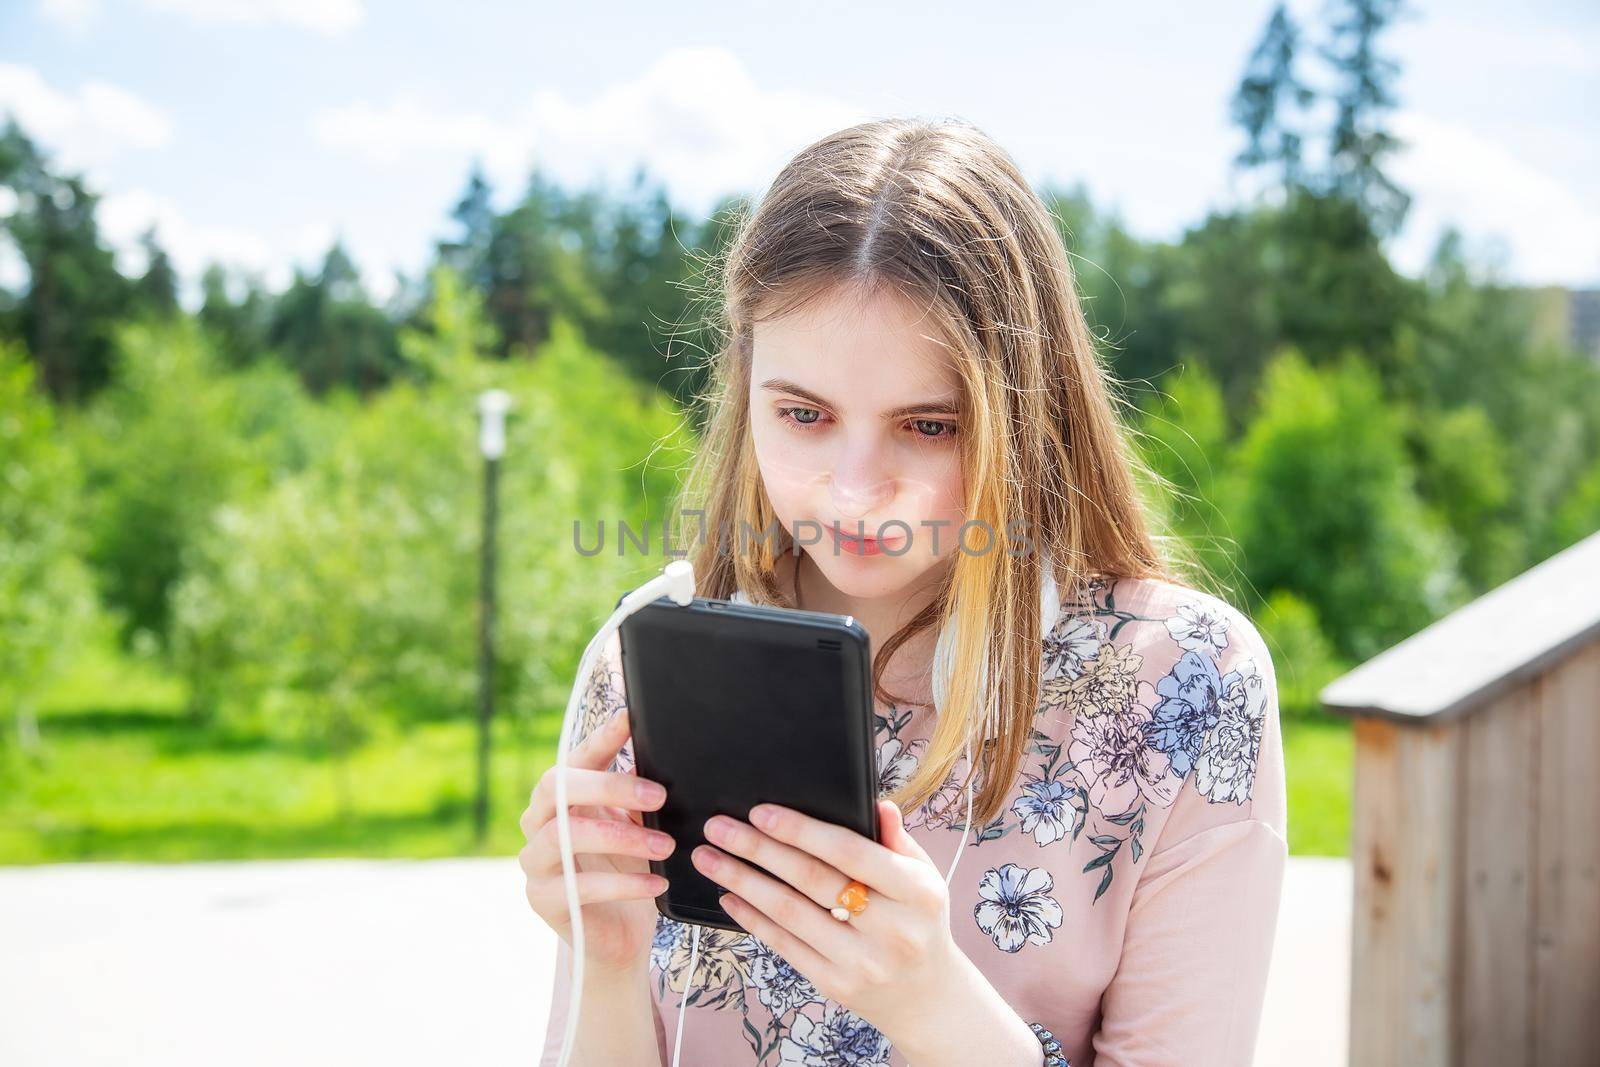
[617,593,878,932]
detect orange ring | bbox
[834,879,870,917]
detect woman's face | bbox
[748,283,967,602]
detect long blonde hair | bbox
[670,117,1193,826]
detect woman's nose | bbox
[829,440,894,517]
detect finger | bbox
[702,814,856,917]
[525,765,666,832]
[597,802,647,828]
[691,844,856,960]
[531,814,675,874]
[599,801,650,830]
[569,705,633,772]
[526,867,669,912]
[878,800,934,866]
[747,803,925,902]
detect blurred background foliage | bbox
[1,0,1596,862]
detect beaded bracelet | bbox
[1027,1021,1070,1066]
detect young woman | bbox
[522,117,1286,1067]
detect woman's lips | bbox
[825,523,906,557]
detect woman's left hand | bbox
[691,797,966,1038]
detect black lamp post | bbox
[474,389,511,845]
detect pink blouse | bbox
[540,574,1287,1066]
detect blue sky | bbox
[2,0,1595,305]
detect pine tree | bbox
[268,240,401,394]
[438,161,495,293]
[0,117,132,402]
[199,263,272,370]
[133,226,180,318]
[1319,0,1412,236]
[1230,3,1317,194]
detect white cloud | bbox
[313,45,865,217]
[96,189,402,307]
[95,189,382,307]
[143,0,364,34]
[0,61,397,306]
[35,0,104,35]
[37,0,365,35]
[1388,110,1600,286]
[1398,13,1600,80]
[100,188,270,276]
[0,63,173,172]
[312,100,506,164]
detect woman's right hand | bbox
[518,705,675,977]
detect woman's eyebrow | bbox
[759,377,959,419]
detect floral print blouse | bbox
[539,574,1287,1066]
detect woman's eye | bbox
[777,406,823,428]
[911,418,957,440]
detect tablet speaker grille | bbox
[817,637,841,651]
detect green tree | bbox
[1231,3,1316,193]
[132,226,180,320]
[1253,589,1343,719]
[1233,349,1459,660]
[437,162,496,295]
[570,166,704,402]
[1398,228,1531,416]
[0,117,132,402]
[1405,404,1521,589]
[1134,359,1243,589]
[1506,348,1600,563]
[68,318,302,653]
[198,263,274,370]
[1270,188,1419,385]
[268,241,404,395]
[660,189,749,427]
[0,342,99,750]
[1543,455,1600,558]
[1319,0,1412,236]
[1045,181,1185,404]
[1398,228,1600,572]
[479,169,603,357]
[1167,186,1421,422]
[171,277,698,799]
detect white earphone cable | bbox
[554,561,694,1067]
[943,738,977,888]
[673,925,702,1067]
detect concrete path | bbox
[0,855,1348,1065]
[1257,856,1350,1066]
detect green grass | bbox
[0,638,563,865]
[1,638,1354,863]
[1281,709,1353,856]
